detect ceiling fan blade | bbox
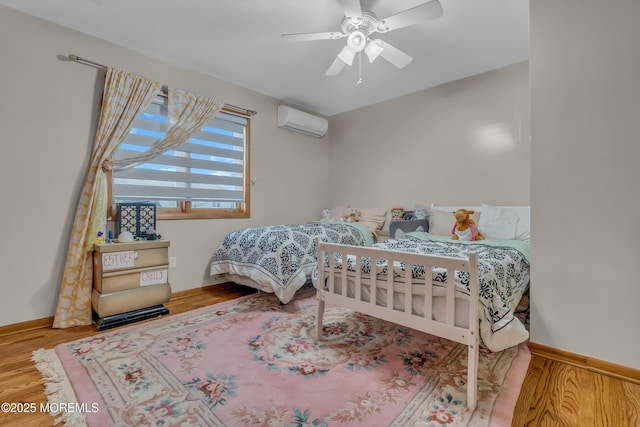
[376,40,414,68]
[325,54,348,76]
[375,0,443,33]
[338,0,363,22]
[281,31,345,42]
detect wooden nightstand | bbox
[92,240,172,330]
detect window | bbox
[109,97,250,219]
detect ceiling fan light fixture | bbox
[364,39,384,62]
[347,30,367,52]
[337,45,356,66]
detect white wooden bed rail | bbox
[315,239,480,410]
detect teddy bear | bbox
[320,208,332,222]
[342,208,362,223]
[451,208,484,241]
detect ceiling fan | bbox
[282,0,443,79]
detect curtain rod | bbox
[66,54,257,116]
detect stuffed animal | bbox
[343,208,362,223]
[321,208,332,222]
[451,209,484,241]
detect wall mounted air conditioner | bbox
[277,105,328,138]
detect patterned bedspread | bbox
[321,233,530,352]
[210,222,374,304]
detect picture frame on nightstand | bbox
[117,202,156,239]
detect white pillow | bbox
[478,204,519,240]
[428,209,455,236]
[511,207,531,241]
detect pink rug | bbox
[33,289,530,426]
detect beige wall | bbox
[530,0,640,369]
[328,61,530,212]
[0,6,330,326]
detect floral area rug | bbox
[33,289,530,426]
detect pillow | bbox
[478,204,519,240]
[330,205,348,221]
[428,209,457,236]
[429,208,481,236]
[354,207,387,232]
[510,206,531,241]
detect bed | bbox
[313,204,530,410]
[209,221,376,304]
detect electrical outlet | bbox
[169,257,177,268]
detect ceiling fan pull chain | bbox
[357,51,363,84]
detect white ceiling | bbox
[0,0,529,117]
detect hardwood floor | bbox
[512,354,640,426]
[1,284,638,426]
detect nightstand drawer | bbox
[91,283,171,318]
[94,265,169,293]
[93,242,169,276]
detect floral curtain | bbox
[53,69,223,328]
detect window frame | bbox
[107,106,251,221]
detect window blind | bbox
[113,100,247,209]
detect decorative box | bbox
[117,202,156,238]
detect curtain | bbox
[53,69,223,328]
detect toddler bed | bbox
[313,204,530,410]
[209,221,375,304]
